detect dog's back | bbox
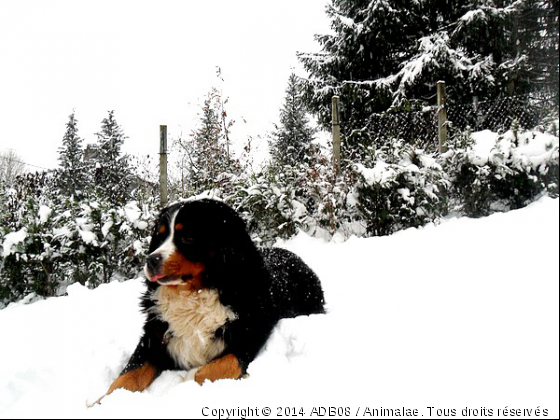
[262,247,325,320]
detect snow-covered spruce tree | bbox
[174,88,239,196]
[303,0,423,120]
[93,111,133,203]
[299,0,546,156]
[57,112,86,197]
[269,74,316,167]
[516,0,559,101]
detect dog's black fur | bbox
[121,199,325,379]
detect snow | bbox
[397,187,413,204]
[136,221,149,230]
[471,130,500,164]
[470,129,559,169]
[101,221,114,238]
[80,204,92,217]
[0,198,558,418]
[458,9,486,25]
[418,154,442,170]
[356,161,396,185]
[53,227,73,239]
[124,202,141,225]
[78,230,97,246]
[133,240,145,255]
[1,228,27,258]
[292,200,308,220]
[38,205,52,224]
[456,4,518,30]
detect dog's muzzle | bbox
[146,253,164,282]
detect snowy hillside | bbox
[0,198,558,419]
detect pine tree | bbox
[58,112,85,197]
[517,0,559,102]
[299,0,553,151]
[299,0,423,131]
[94,111,132,203]
[269,74,316,167]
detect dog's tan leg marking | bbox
[106,363,158,395]
[92,363,158,406]
[195,354,242,385]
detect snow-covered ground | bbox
[0,198,558,419]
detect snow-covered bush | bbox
[223,167,307,245]
[0,110,161,306]
[303,161,362,240]
[352,141,449,236]
[220,126,557,244]
[1,108,558,308]
[54,199,155,288]
[0,192,157,306]
[0,174,60,304]
[443,129,559,217]
[224,148,363,244]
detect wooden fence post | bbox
[437,81,448,153]
[332,96,341,176]
[159,125,168,208]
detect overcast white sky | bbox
[0,0,330,171]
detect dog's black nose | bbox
[147,254,163,273]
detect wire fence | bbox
[361,90,559,152]
[448,90,558,134]
[365,108,438,151]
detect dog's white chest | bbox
[152,286,236,369]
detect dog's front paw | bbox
[89,362,158,407]
[194,354,242,385]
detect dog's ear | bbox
[219,233,257,267]
[198,202,265,294]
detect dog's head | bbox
[144,199,256,289]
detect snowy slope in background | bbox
[0,198,558,419]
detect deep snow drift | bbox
[0,198,558,419]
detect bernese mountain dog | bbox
[99,199,325,400]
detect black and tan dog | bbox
[99,199,324,400]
